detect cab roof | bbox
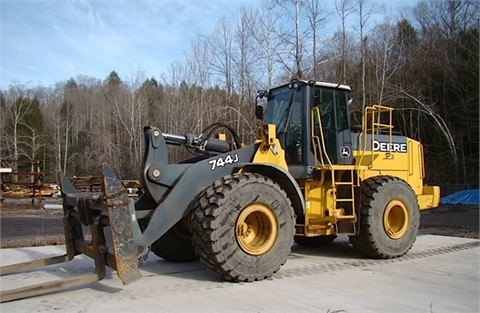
[299,80,351,91]
[267,79,352,93]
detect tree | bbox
[335,0,355,83]
[17,97,45,162]
[138,77,164,126]
[356,0,373,110]
[106,71,122,87]
[410,0,479,185]
[267,0,306,79]
[0,0,478,189]
[0,91,8,160]
[208,17,235,96]
[3,85,35,170]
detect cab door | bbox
[311,86,352,166]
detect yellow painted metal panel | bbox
[418,186,441,210]
[303,180,336,236]
[251,124,289,171]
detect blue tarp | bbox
[440,189,480,205]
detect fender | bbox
[240,163,305,218]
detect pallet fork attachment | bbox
[0,164,141,303]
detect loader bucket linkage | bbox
[0,164,141,303]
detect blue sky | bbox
[0,0,419,89]
[1,0,253,88]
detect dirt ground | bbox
[0,201,478,248]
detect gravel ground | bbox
[0,201,478,248]
[418,204,479,238]
[0,199,65,248]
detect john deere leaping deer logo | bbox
[340,146,350,158]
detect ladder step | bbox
[335,181,354,185]
[336,198,354,202]
[336,215,356,220]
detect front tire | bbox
[350,176,420,259]
[151,217,197,262]
[191,173,295,282]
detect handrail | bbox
[311,106,333,169]
[357,105,395,169]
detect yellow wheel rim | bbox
[236,203,278,255]
[383,200,410,239]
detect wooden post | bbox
[0,168,13,206]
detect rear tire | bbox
[151,217,197,262]
[191,173,295,282]
[350,176,420,258]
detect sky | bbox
[0,0,420,89]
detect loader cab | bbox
[257,80,353,178]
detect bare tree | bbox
[112,71,149,177]
[2,86,34,170]
[368,22,401,104]
[208,17,235,96]
[40,84,65,174]
[245,4,277,88]
[185,36,213,131]
[356,0,373,110]
[0,0,477,188]
[335,0,355,83]
[233,7,258,102]
[231,7,259,141]
[304,0,329,80]
[263,0,307,79]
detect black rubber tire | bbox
[191,172,295,282]
[350,176,420,259]
[151,217,198,262]
[294,235,337,246]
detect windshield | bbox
[264,85,304,164]
[265,86,297,133]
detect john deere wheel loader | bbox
[0,79,440,302]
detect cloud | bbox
[2,0,414,88]
[1,0,249,88]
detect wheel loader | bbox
[0,79,440,302]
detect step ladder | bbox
[331,168,357,234]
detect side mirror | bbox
[255,105,263,120]
[255,90,267,120]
